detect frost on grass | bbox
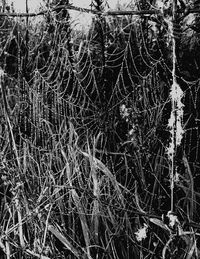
[167,82,184,160]
[167,211,180,229]
[120,104,130,121]
[135,223,148,242]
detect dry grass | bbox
[0,121,139,258]
[0,117,199,258]
[1,5,200,259]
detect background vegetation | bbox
[0,0,200,258]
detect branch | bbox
[0,5,200,17]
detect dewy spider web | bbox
[0,4,200,201]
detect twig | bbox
[170,0,178,215]
[168,0,184,214]
[0,5,200,18]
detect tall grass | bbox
[0,119,140,258]
[0,116,199,258]
[0,2,200,258]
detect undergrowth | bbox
[0,0,200,258]
[0,119,200,258]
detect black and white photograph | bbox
[0,0,200,258]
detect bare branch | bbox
[0,4,199,18]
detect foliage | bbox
[0,0,200,258]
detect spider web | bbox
[0,6,200,192]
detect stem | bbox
[170,0,177,213]
[1,5,200,18]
